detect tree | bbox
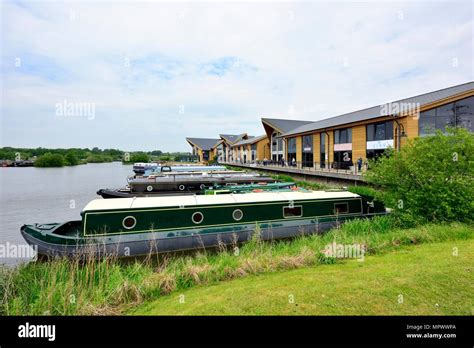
[34,153,66,167]
[365,128,474,223]
[65,151,79,166]
[127,152,149,163]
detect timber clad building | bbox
[186,82,474,177]
[185,137,221,162]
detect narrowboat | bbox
[97,182,296,199]
[21,190,387,258]
[133,163,227,175]
[126,172,276,193]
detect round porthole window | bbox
[122,216,137,229]
[146,185,153,192]
[232,209,243,221]
[200,184,206,190]
[179,185,186,191]
[192,212,204,224]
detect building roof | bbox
[283,81,474,137]
[219,133,247,144]
[261,118,313,134]
[83,190,361,211]
[186,137,221,151]
[233,134,267,146]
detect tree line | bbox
[0,147,194,167]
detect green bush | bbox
[123,152,149,163]
[65,152,79,166]
[34,153,65,167]
[86,154,113,163]
[364,128,474,223]
[348,185,380,199]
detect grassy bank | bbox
[133,239,474,315]
[1,217,472,315]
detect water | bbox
[0,162,133,265]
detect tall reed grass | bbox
[1,216,472,315]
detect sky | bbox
[1,0,473,152]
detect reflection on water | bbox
[0,162,133,265]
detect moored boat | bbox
[21,190,387,258]
[127,172,276,193]
[133,163,227,175]
[97,182,296,199]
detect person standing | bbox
[357,157,363,172]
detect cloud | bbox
[1,0,472,151]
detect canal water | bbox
[0,162,133,265]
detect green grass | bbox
[1,218,472,315]
[133,239,474,315]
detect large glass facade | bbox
[333,151,352,169]
[419,96,474,135]
[366,121,394,160]
[302,135,313,168]
[366,121,393,141]
[287,137,297,166]
[320,133,326,168]
[334,128,352,144]
[333,128,352,169]
[271,131,284,162]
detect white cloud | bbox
[1,0,472,151]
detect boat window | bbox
[122,216,137,229]
[283,205,302,218]
[334,203,349,214]
[232,209,243,221]
[192,212,204,224]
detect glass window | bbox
[419,98,474,135]
[455,96,474,132]
[192,212,204,224]
[366,124,375,141]
[334,128,352,144]
[436,103,455,133]
[367,121,393,141]
[283,206,302,218]
[122,216,137,229]
[320,133,326,152]
[232,209,243,221]
[287,137,297,165]
[375,123,385,140]
[385,121,394,139]
[287,138,296,152]
[302,135,313,152]
[334,203,349,214]
[419,110,436,135]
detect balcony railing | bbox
[220,159,367,176]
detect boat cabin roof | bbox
[83,190,361,212]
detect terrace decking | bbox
[220,161,365,183]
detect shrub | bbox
[123,153,149,163]
[86,154,113,163]
[34,153,65,167]
[364,127,474,223]
[65,152,79,166]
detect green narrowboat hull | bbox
[20,191,387,258]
